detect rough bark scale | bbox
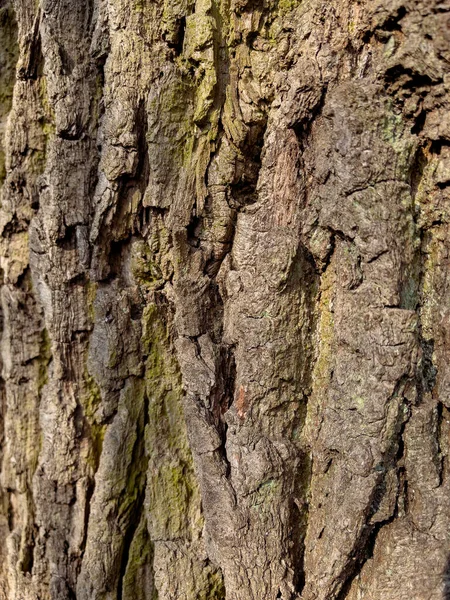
[0,0,449,598]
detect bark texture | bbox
[1,0,450,598]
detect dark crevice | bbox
[217,345,236,424]
[281,244,319,597]
[212,343,235,478]
[333,492,398,600]
[204,200,237,278]
[106,239,130,280]
[420,339,437,395]
[435,402,444,487]
[19,513,37,575]
[17,9,41,80]
[117,393,149,600]
[335,481,399,600]
[186,215,202,247]
[245,30,259,49]
[90,48,108,136]
[415,181,438,411]
[292,84,328,145]
[219,426,232,480]
[335,377,410,600]
[85,0,96,34]
[59,44,75,75]
[117,493,146,600]
[56,224,78,249]
[291,451,312,596]
[409,144,428,202]
[0,212,25,237]
[316,229,336,273]
[137,206,154,236]
[384,65,439,89]
[229,120,267,209]
[434,4,450,13]
[292,85,328,237]
[398,466,409,516]
[7,493,14,531]
[94,99,150,281]
[411,109,426,135]
[380,5,407,32]
[78,475,95,566]
[164,16,186,56]
[106,101,150,241]
[57,121,84,141]
[443,554,450,600]
[130,301,143,321]
[362,4,407,42]
[430,139,450,155]
[217,0,263,207]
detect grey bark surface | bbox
[0,0,450,598]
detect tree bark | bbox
[0,0,450,598]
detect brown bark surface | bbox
[0,0,450,598]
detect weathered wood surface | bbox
[0,0,450,598]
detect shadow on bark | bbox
[443,555,450,600]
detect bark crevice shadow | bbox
[443,555,450,600]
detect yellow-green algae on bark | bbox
[143,303,225,599]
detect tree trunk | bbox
[0,0,449,598]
